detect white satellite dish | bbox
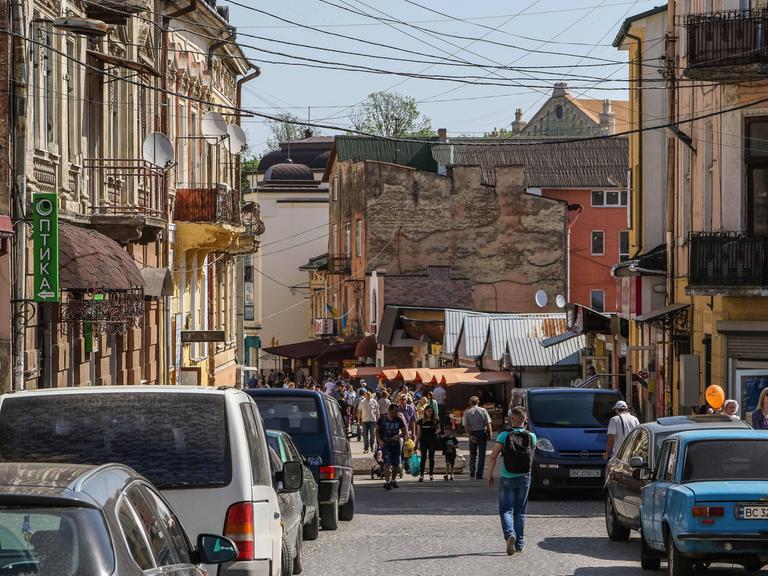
[202,111,228,144]
[142,132,175,169]
[555,294,566,309]
[225,123,247,155]
[534,289,548,308]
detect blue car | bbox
[637,429,768,575]
[524,387,623,494]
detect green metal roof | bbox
[299,253,328,271]
[334,136,438,173]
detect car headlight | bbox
[536,438,555,453]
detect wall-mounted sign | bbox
[181,330,225,343]
[314,318,334,336]
[33,193,59,303]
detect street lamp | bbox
[52,17,108,37]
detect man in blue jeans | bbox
[487,406,537,556]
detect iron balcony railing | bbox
[327,256,352,275]
[685,9,768,73]
[174,184,241,226]
[85,158,166,220]
[689,232,768,288]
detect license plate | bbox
[740,505,768,520]
[569,468,602,478]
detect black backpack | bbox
[503,430,534,474]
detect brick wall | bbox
[382,267,472,309]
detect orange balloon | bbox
[705,384,725,410]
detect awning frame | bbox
[634,303,690,332]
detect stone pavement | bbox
[304,473,759,576]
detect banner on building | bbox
[32,193,59,303]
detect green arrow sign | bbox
[33,193,59,303]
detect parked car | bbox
[0,386,303,576]
[637,429,768,575]
[0,461,238,575]
[247,389,354,530]
[523,387,623,494]
[267,446,304,576]
[267,430,320,541]
[604,414,749,541]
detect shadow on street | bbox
[538,536,638,562]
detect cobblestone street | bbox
[304,475,760,576]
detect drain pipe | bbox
[10,0,27,391]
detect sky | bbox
[225,0,663,155]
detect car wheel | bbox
[743,559,763,573]
[320,502,339,530]
[280,539,293,576]
[667,538,693,576]
[605,493,631,541]
[640,533,661,571]
[339,485,355,521]
[302,509,320,541]
[292,529,303,574]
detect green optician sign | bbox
[33,192,59,303]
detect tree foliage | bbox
[264,113,322,152]
[484,127,516,138]
[351,91,433,138]
[240,157,259,191]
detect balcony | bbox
[175,185,241,226]
[84,158,166,244]
[84,0,150,25]
[688,232,768,296]
[684,9,768,81]
[328,256,352,275]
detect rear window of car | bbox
[0,393,231,489]
[254,397,322,436]
[683,439,768,482]
[528,391,620,428]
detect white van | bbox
[0,386,302,576]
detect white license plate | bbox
[740,506,768,520]
[569,468,602,478]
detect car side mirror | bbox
[629,456,645,470]
[632,467,652,481]
[196,534,239,564]
[279,461,303,492]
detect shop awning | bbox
[634,303,690,331]
[60,223,144,292]
[262,339,356,360]
[354,334,377,358]
[0,215,13,237]
[443,371,515,386]
[139,267,173,299]
[343,366,397,379]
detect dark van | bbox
[247,389,353,530]
[524,387,623,494]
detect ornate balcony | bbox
[688,232,768,296]
[175,184,241,226]
[684,9,768,81]
[84,158,166,245]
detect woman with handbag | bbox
[415,405,440,482]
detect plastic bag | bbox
[409,454,421,477]
[403,438,415,458]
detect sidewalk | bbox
[350,434,473,476]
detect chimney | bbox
[511,108,527,132]
[553,82,569,98]
[600,99,616,135]
[304,128,313,139]
[437,128,447,142]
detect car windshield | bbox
[682,440,768,482]
[0,506,114,576]
[254,397,322,436]
[0,394,230,489]
[528,392,619,428]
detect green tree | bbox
[484,127,516,138]
[351,91,433,138]
[240,156,259,191]
[264,113,322,152]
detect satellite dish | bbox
[535,289,548,308]
[142,132,175,169]
[225,124,247,155]
[555,294,566,309]
[202,111,228,144]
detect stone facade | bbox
[381,267,472,310]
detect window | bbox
[745,117,768,235]
[704,121,713,231]
[344,222,351,257]
[127,487,179,566]
[331,224,338,255]
[683,440,768,482]
[190,110,198,184]
[118,499,154,570]
[635,429,650,464]
[591,231,605,255]
[240,403,270,486]
[663,442,678,482]
[527,391,620,428]
[590,289,605,312]
[617,429,639,461]
[355,220,362,257]
[592,190,627,207]
[332,176,339,201]
[619,230,630,261]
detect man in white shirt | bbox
[432,383,447,426]
[604,400,639,459]
[356,391,380,453]
[324,379,336,395]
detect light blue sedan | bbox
[636,429,768,576]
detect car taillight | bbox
[224,502,254,561]
[692,506,724,517]
[320,465,336,480]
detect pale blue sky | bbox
[226,0,663,154]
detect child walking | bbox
[443,429,459,480]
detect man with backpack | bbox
[487,406,537,556]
